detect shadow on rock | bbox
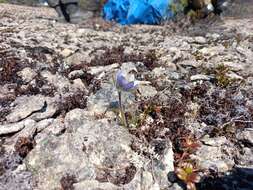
[198,167,253,190]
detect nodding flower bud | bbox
[115,70,139,92]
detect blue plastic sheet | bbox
[103,0,174,25]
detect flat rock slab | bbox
[6,95,57,123]
[236,128,253,146]
[6,95,47,123]
[26,109,174,190]
[0,119,35,135]
[26,118,135,190]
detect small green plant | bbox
[215,64,233,87]
[170,0,189,14]
[129,103,161,128]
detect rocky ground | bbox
[0,3,253,190]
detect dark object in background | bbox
[47,0,90,23]
[185,0,231,16]
[212,0,231,14]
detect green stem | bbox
[118,91,127,127]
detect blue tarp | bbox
[103,0,174,25]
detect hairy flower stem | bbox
[118,91,128,127]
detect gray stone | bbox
[152,67,167,78]
[226,71,243,80]
[138,85,157,98]
[236,147,253,166]
[39,118,66,137]
[179,60,200,68]
[152,67,180,80]
[169,183,184,190]
[74,180,120,190]
[17,67,37,83]
[60,48,75,57]
[36,119,55,132]
[199,45,225,57]
[191,142,234,173]
[87,82,136,114]
[223,61,244,71]
[153,140,174,188]
[168,72,180,80]
[201,136,228,146]
[6,95,47,123]
[120,62,138,77]
[190,74,211,81]
[89,63,119,76]
[158,57,177,71]
[236,128,253,146]
[0,119,35,135]
[12,119,37,140]
[193,36,207,44]
[25,108,174,190]
[29,97,58,121]
[68,70,85,79]
[72,78,87,91]
[26,119,135,190]
[65,52,92,66]
[79,0,101,12]
[40,71,72,94]
[64,109,93,131]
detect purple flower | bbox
[115,70,138,92]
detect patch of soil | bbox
[54,91,87,117]
[0,50,28,84]
[89,46,159,70]
[14,137,36,158]
[95,164,137,186]
[14,74,57,97]
[60,174,77,190]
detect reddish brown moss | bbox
[60,174,77,190]
[14,137,35,158]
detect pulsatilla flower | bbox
[114,69,150,127]
[115,70,139,92]
[175,163,201,190]
[114,70,138,127]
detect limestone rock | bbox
[0,119,35,136]
[190,74,211,81]
[26,119,134,190]
[192,137,234,173]
[87,82,136,114]
[6,96,47,123]
[236,128,253,146]
[17,67,37,83]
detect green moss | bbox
[180,0,189,7]
[128,104,158,128]
[170,0,189,14]
[192,51,205,61]
[215,64,234,88]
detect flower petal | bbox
[187,182,196,190]
[175,168,187,181]
[116,70,138,91]
[188,173,201,183]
